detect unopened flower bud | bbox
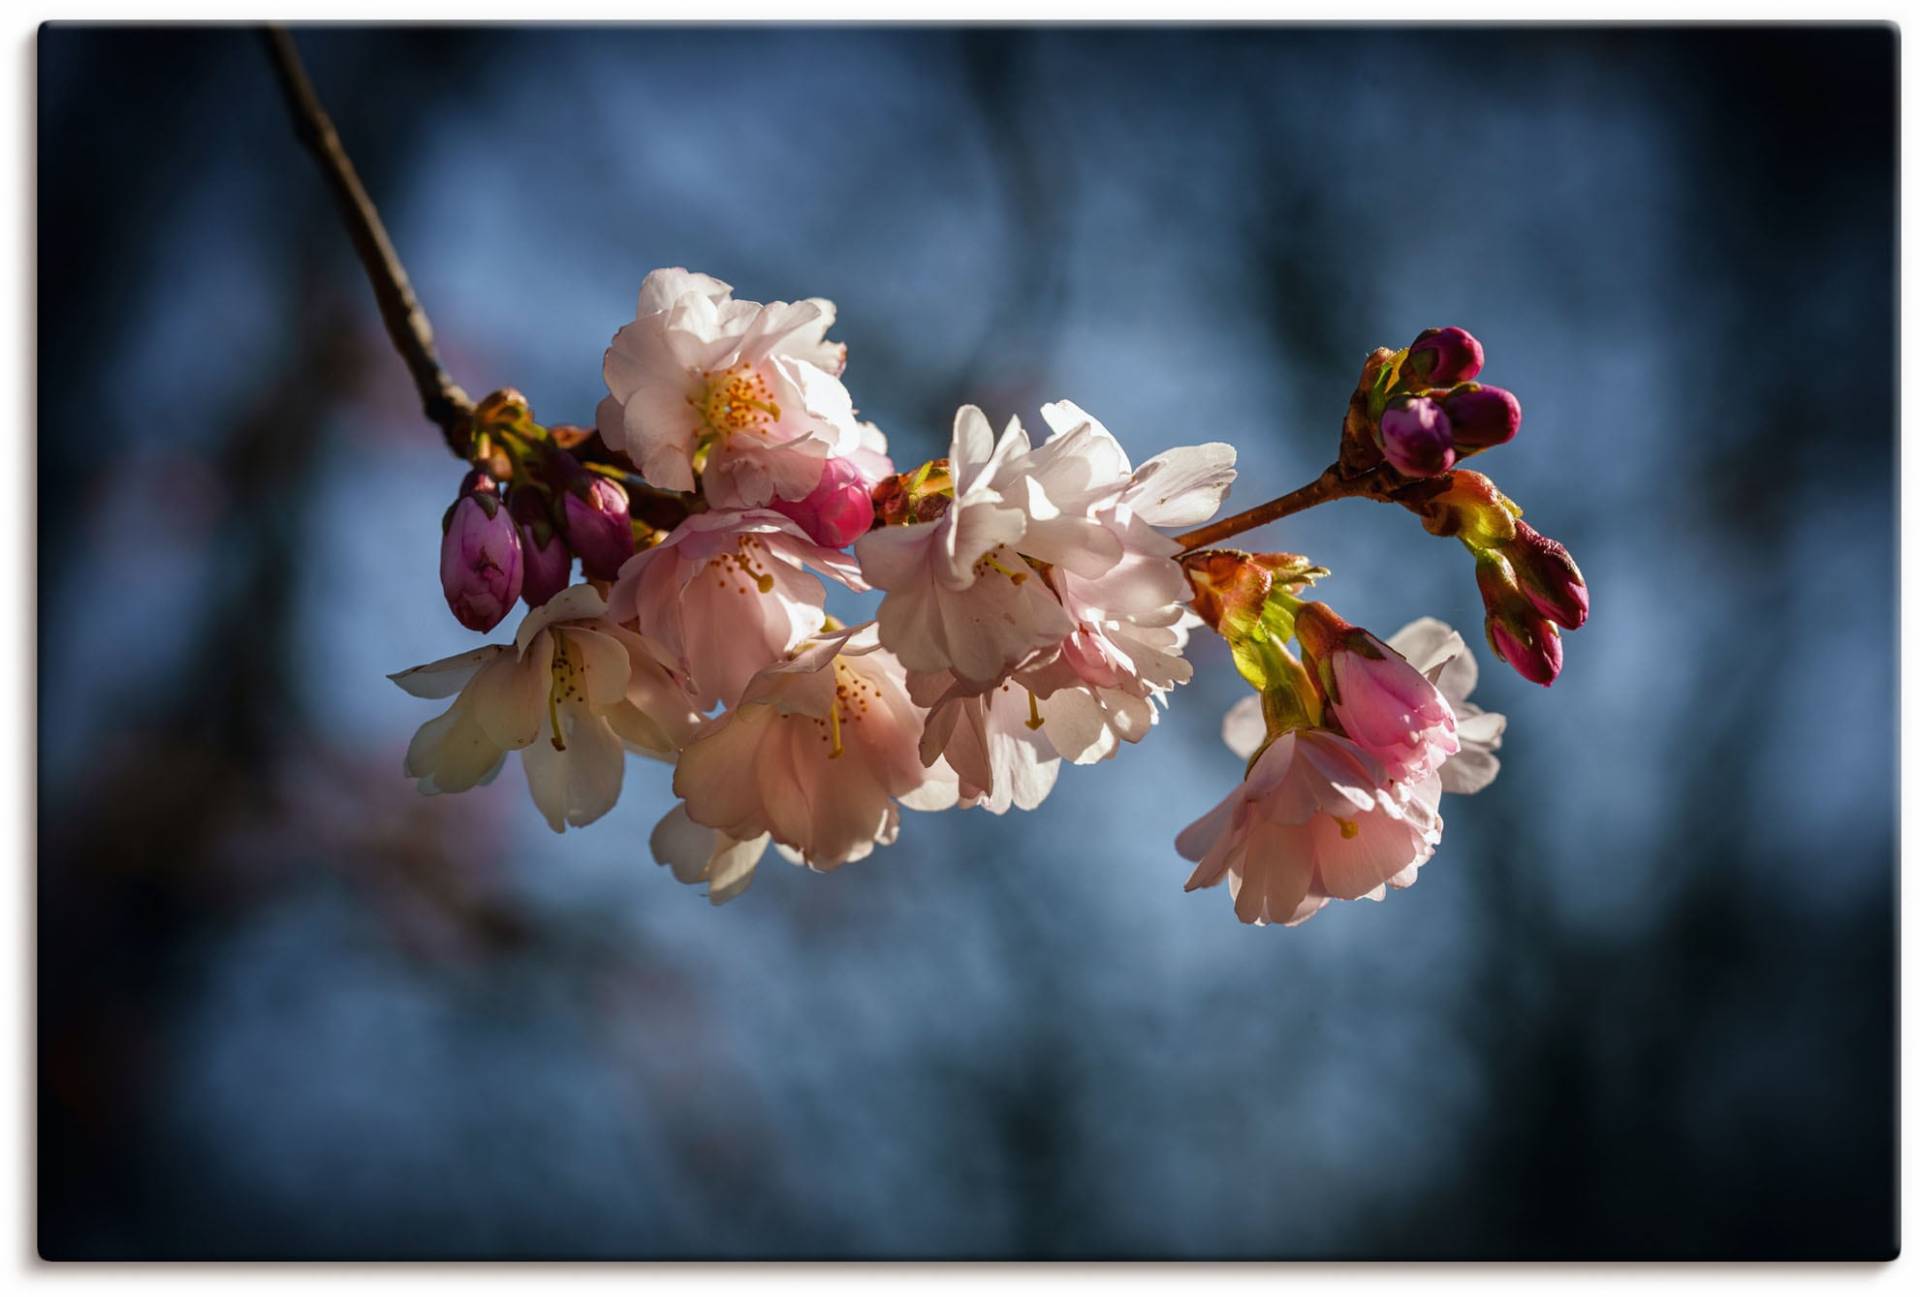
[771,456,876,548]
[1502,520,1588,629]
[1477,551,1563,686]
[1378,396,1457,477]
[1294,601,1459,779]
[1415,470,1519,548]
[561,476,635,581]
[440,475,523,633]
[1401,326,1485,388]
[1441,383,1522,452]
[509,486,572,608]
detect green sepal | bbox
[1224,588,1303,692]
[1366,347,1409,419]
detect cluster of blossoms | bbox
[392,279,1586,926]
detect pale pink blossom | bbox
[606,509,864,712]
[857,401,1236,693]
[1024,399,1239,533]
[673,624,959,870]
[649,802,771,905]
[844,419,895,485]
[389,586,703,833]
[909,670,1061,814]
[1008,401,1238,759]
[598,268,865,510]
[1386,617,1507,795]
[1178,728,1442,927]
[853,406,1076,686]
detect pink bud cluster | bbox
[432,387,662,634]
[1375,328,1524,479]
[438,455,636,632]
[1474,521,1588,686]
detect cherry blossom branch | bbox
[1173,465,1392,554]
[262,26,473,453]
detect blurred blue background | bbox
[38,25,1895,1259]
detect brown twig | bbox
[1174,465,1393,555]
[261,26,473,453]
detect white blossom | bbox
[599,268,865,509]
[389,585,702,833]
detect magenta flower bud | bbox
[1378,396,1457,477]
[1487,615,1563,687]
[1476,551,1563,686]
[1441,383,1523,452]
[770,457,876,548]
[1504,521,1588,630]
[509,486,572,608]
[1402,326,1485,388]
[440,481,523,633]
[561,476,635,580]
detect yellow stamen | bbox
[548,635,576,751]
[827,697,844,759]
[691,364,783,441]
[1025,689,1044,731]
[1335,817,1358,840]
[984,553,1029,585]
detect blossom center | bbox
[709,537,778,596]
[802,658,883,760]
[972,549,1031,585]
[691,364,781,441]
[547,632,585,751]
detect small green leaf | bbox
[1366,348,1408,420]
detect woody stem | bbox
[261,25,474,454]
[1173,465,1390,554]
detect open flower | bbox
[1007,400,1237,760]
[389,585,702,833]
[649,802,770,905]
[673,623,958,870]
[1385,617,1507,795]
[854,406,1077,685]
[858,401,1236,694]
[909,669,1062,814]
[1178,728,1442,927]
[607,509,865,712]
[598,268,864,509]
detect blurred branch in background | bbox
[261,26,473,452]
